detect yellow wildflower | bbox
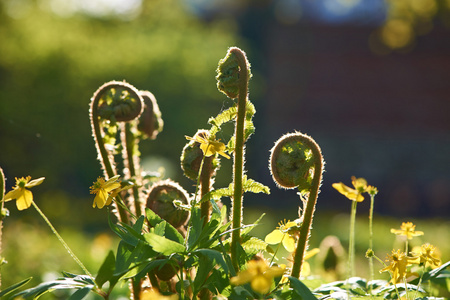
[366,185,378,196]
[332,176,367,202]
[380,249,415,284]
[390,222,424,240]
[265,220,299,252]
[186,134,230,159]
[140,288,177,300]
[89,175,121,209]
[3,176,45,210]
[302,248,320,276]
[230,259,285,294]
[411,243,441,268]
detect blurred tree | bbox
[0,0,242,197]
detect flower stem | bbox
[123,122,142,216]
[0,167,5,290]
[348,200,358,278]
[290,136,324,278]
[414,266,425,300]
[368,193,375,294]
[31,201,95,285]
[229,47,250,271]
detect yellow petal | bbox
[351,177,367,191]
[332,182,364,202]
[104,182,121,193]
[3,188,23,201]
[304,248,320,260]
[251,274,271,294]
[265,230,284,245]
[390,228,402,235]
[217,150,230,159]
[93,189,108,209]
[16,189,33,210]
[200,143,215,157]
[105,195,113,206]
[264,266,286,278]
[25,177,45,188]
[230,269,253,286]
[282,235,296,253]
[301,261,311,277]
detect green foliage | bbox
[0,0,239,193]
[1,41,449,300]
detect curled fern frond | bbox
[146,179,191,229]
[92,81,143,123]
[269,132,317,191]
[137,90,163,140]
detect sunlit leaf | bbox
[144,232,185,255]
[0,277,32,297]
[95,250,115,288]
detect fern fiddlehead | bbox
[216,47,251,271]
[269,132,324,278]
[89,80,144,222]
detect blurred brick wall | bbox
[256,21,450,217]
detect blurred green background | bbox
[1,0,449,297]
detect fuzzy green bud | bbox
[365,249,375,258]
[93,81,143,123]
[216,47,252,99]
[180,130,220,181]
[269,132,316,191]
[146,179,190,228]
[137,91,163,140]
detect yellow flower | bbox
[301,248,320,277]
[3,176,45,210]
[380,249,415,284]
[230,259,285,294]
[411,243,441,268]
[366,185,378,196]
[390,222,424,240]
[186,134,230,159]
[89,175,121,209]
[332,176,367,202]
[265,220,299,252]
[140,288,177,300]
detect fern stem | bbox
[290,136,324,278]
[123,122,142,216]
[230,47,249,271]
[200,156,214,225]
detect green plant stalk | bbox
[290,136,324,278]
[230,48,249,271]
[123,122,142,216]
[368,193,375,293]
[200,156,214,226]
[0,167,5,290]
[31,201,96,287]
[413,266,426,300]
[348,200,358,278]
[90,95,129,224]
